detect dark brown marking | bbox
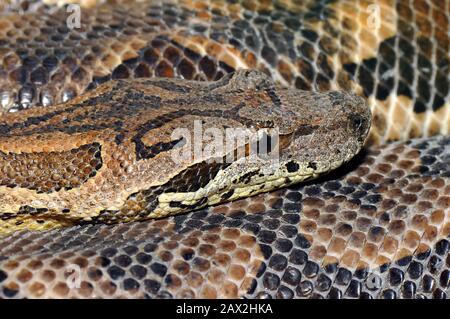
[132,103,253,160]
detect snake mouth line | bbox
[154,157,348,216]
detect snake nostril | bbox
[348,114,365,133]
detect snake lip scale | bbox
[0,0,448,299]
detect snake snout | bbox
[334,92,371,144]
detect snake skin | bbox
[0,0,448,144]
[0,135,448,299]
[0,0,449,299]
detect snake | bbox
[0,0,448,299]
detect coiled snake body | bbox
[0,0,449,299]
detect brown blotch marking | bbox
[368,226,386,243]
[16,269,33,283]
[375,255,391,268]
[228,264,246,281]
[213,253,231,268]
[72,256,89,268]
[380,236,399,255]
[423,225,438,242]
[300,208,319,223]
[165,274,182,290]
[178,288,195,298]
[277,59,294,83]
[206,268,225,285]
[335,223,353,237]
[218,240,236,252]
[403,230,421,250]
[173,260,190,276]
[328,237,346,255]
[406,183,423,192]
[59,252,75,259]
[340,250,360,268]
[348,232,366,249]
[324,204,339,213]
[162,240,178,250]
[222,228,240,240]
[40,269,56,282]
[442,223,450,237]
[401,193,418,204]
[202,233,221,244]
[384,154,398,163]
[366,173,384,184]
[322,255,339,268]
[340,210,357,221]
[360,205,377,217]
[405,149,420,159]
[361,243,379,261]
[437,196,450,208]
[155,60,175,78]
[247,203,266,214]
[387,188,404,198]
[316,228,332,243]
[411,215,429,231]
[53,282,70,297]
[417,201,432,210]
[27,260,43,270]
[237,235,257,248]
[389,169,405,179]
[300,220,317,233]
[100,280,117,296]
[330,195,347,204]
[186,271,204,288]
[3,260,20,270]
[355,217,372,232]
[430,178,445,188]
[29,281,46,297]
[158,251,173,262]
[398,160,415,169]
[381,199,397,210]
[310,245,327,260]
[319,214,337,226]
[233,248,251,263]
[211,206,229,215]
[87,267,103,281]
[430,210,445,225]
[200,285,217,299]
[388,220,406,235]
[77,282,95,297]
[221,281,238,298]
[50,258,66,269]
[303,197,325,208]
[376,163,392,174]
[193,257,210,272]
[181,237,200,247]
[347,176,362,184]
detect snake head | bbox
[202,71,372,202]
[272,88,371,177]
[208,70,371,179]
